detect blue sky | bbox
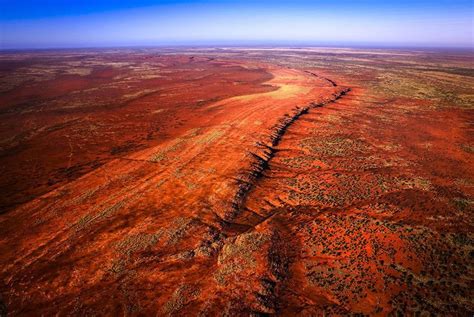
[1,0,472,49]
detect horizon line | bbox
[1,42,473,52]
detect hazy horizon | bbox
[1,0,473,49]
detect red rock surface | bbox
[0,48,472,315]
[0,53,274,212]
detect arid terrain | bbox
[0,47,473,316]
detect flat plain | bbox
[0,47,473,315]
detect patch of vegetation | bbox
[460,144,474,154]
[215,232,270,285]
[452,197,473,211]
[163,285,200,315]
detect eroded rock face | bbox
[0,48,473,316]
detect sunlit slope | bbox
[0,64,340,315]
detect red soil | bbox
[0,54,274,212]
[242,84,473,315]
[0,49,472,316]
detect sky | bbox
[1,0,473,49]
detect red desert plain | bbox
[0,47,473,315]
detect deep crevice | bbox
[225,85,351,225]
[305,70,338,87]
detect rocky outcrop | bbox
[227,87,351,223]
